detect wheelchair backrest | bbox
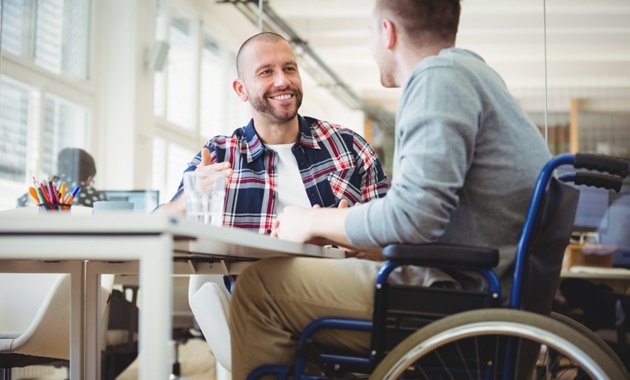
[513,152,628,314]
[516,176,579,315]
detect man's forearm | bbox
[154,193,186,215]
[311,207,352,247]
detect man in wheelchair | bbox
[229,1,630,379]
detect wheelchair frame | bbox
[247,153,630,380]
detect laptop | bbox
[103,190,160,214]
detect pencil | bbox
[60,182,66,204]
[37,187,47,205]
[39,183,51,204]
[29,187,40,203]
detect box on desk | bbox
[565,243,613,270]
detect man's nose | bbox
[273,72,291,87]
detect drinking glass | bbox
[183,171,226,226]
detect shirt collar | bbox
[243,115,321,163]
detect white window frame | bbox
[151,1,249,203]
[0,0,96,210]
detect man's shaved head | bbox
[236,32,290,78]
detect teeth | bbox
[272,94,291,100]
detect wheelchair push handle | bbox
[574,172,624,193]
[574,153,630,177]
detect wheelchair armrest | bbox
[382,243,499,269]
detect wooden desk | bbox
[0,214,342,380]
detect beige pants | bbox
[229,256,382,379]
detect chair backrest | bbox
[0,273,116,362]
[0,274,71,360]
[189,279,232,371]
[514,152,628,314]
[517,177,579,315]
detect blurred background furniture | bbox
[0,273,114,380]
[188,275,232,379]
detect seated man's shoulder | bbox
[307,116,347,133]
[306,117,365,146]
[207,132,247,150]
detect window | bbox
[151,1,249,203]
[0,78,31,183]
[199,34,226,137]
[41,95,90,176]
[152,137,195,204]
[153,6,198,130]
[1,0,91,80]
[0,0,93,210]
[165,15,196,130]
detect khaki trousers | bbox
[230,256,382,379]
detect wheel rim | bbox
[382,320,612,379]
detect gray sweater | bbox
[346,48,551,285]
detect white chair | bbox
[0,273,114,376]
[0,206,113,378]
[0,274,72,362]
[188,275,232,374]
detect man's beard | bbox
[250,90,303,123]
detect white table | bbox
[0,214,342,379]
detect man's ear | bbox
[382,19,397,50]
[232,79,248,102]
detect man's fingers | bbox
[201,148,212,166]
[339,199,349,208]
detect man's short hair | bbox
[375,0,461,45]
[57,148,97,183]
[236,32,289,78]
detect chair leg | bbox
[171,341,181,379]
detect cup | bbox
[93,201,135,214]
[183,171,226,226]
[38,203,72,213]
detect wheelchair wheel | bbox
[551,311,628,372]
[369,308,629,380]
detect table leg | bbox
[85,262,100,380]
[69,261,86,380]
[138,234,173,380]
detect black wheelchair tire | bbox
[369,308,629,380]
[550,311,628,373]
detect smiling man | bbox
[158,32,388,232]
[156,32,387,375]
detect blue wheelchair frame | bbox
[247,153,629,380]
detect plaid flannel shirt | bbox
[171,115,388,234]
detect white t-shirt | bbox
[265,143,311,214]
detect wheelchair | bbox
[248,153,630,380]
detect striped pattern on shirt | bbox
[171,115,388,234]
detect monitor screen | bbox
[103,190,160,214]
[556,166,611,233]
[572,184,610,232]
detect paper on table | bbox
[569,266,630,275]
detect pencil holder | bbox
[38,203,72,213]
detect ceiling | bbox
[218,0,630,116]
